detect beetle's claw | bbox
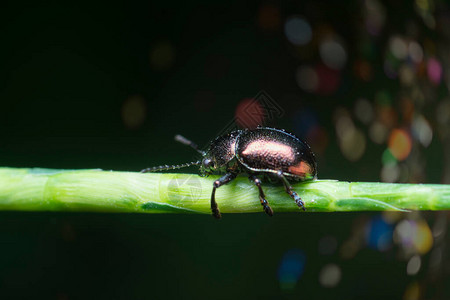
[212,208,221,219]
[295,198,306,211]
[264,205,274,216]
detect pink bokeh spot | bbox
[316,64,340,95]
[235,98,266,129]
[427,57,442,86]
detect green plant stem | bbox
[0,167,448,214]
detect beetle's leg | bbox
[249,175,273,216]
[276,171,306,211]
[211,172,237,219]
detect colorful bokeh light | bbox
[388,129,412,161]
[284,16,312,46]
[235,98,265,129]
[121,95,147,130]
[278,249,306,292]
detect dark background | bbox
[0,0,449,299]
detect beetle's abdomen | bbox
[239,139,296,168]
[235,128,317,180]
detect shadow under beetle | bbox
[141,127,317,219]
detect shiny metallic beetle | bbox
[141,127,317,218]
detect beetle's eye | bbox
[202,158,213,169]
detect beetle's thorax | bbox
[199,130,241,176]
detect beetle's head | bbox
[199,156,215,177]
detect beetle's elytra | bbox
[141,127,317,218]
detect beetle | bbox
[141,127,317,218]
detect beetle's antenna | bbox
[174,134,206,155]
[140,160,202,173]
